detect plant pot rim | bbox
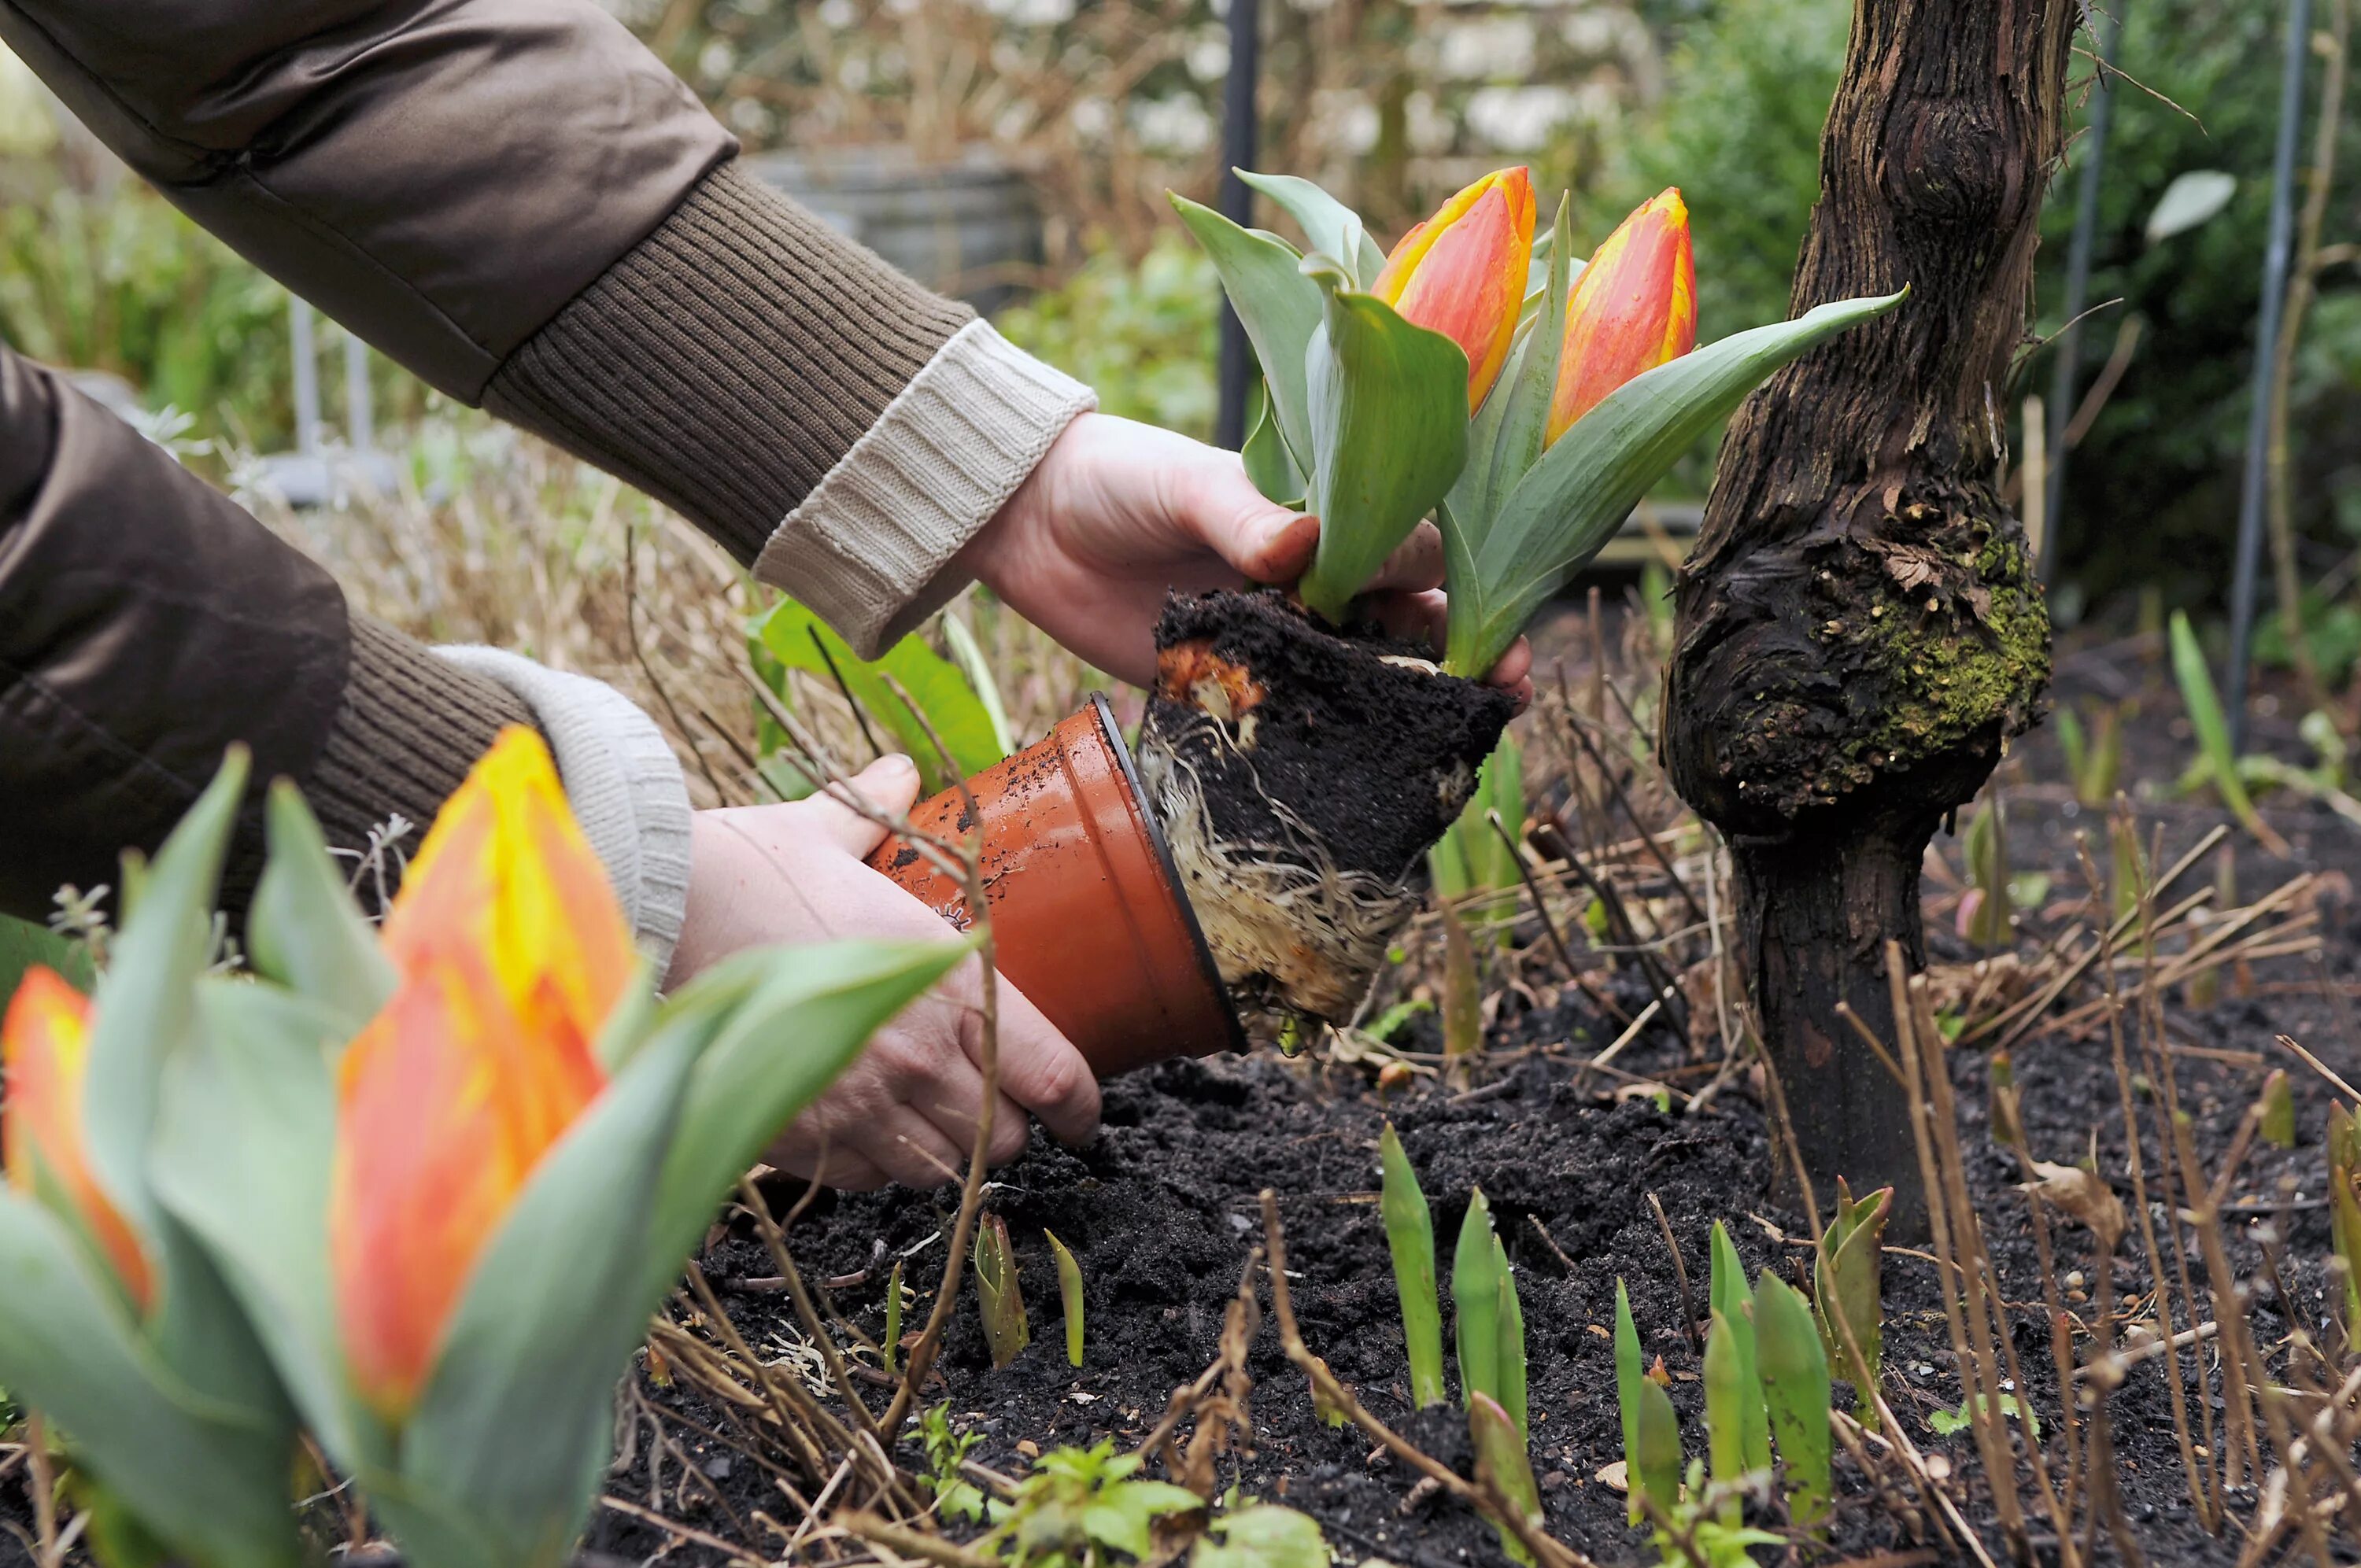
[1089,691,1249,1059]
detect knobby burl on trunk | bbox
[1664,0,2073,1235]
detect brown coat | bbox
[0,0,994,920]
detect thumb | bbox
[1184,456,1320,585]
[807,754,923,858]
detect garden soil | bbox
[586,644,2361,1566]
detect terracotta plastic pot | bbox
[864,694,1245,1076]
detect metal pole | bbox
[1214,0,1260,451]
[2038,0,2126,586]
[288,295,321,457]
[2226,0,2314,753]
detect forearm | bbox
[6,1,1094,657]
[0,352,688,962]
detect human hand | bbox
[663,755,1099,1190]
[959,412,1534,702]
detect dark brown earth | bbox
[585,763,2361,1566]
[1144,588,1515,888]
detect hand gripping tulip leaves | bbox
[0,731,962,1568]
[1171,169,1908,677]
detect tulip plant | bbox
[1173,171,1905,676]
[0,732,960,1568]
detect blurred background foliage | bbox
[0,0,2349,655]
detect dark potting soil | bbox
[584,785,2361,1568]
[1144,588,1515,886]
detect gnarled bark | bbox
[1665,0,2073,1238]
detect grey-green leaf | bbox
[1378,1123,1446,1408]
[1298,267,1470,622]
[1754,1271,1833,1529]
[247,780,397,1032]
[1236,169,1387,285]
[1169,193,1321,465]
[1449,289,1908,676]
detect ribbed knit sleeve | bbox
[290,618,538,912]
[482,160,976,565]
[482,159,1094,658]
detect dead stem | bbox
[1643,1190,1705,1355]
[2076,832,2215,1529]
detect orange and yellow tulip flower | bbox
[331,728,626,1416]
[1373,167,1538,410]
[3,966,153,1312]
[1546,188,1697,444]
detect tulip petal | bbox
[3,967,152,1311]
[1546,189,1696,444]
[1374,168,1537,410]
[384,728,633,1075]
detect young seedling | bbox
[2056,699,2126,809]
[1439,904,1483,1080]
[1701,1312,1749,1526]
[2170,609,2288,854]
[1451,1189,1528,1441]
[974,1214,1030,1369]
[1613,1279,1650,1525]
[2261,1069,2296,1150]
[884,1259,904,1376]
[1705,1223,1769,1473]
[1429,732,1528,930]
[1045,1230,1084,1368]
[1469,1390,1543,1566]
[1453,1189,1502,1409]
[1960,798,2009,948]
[1752,1271,1832,1530]
[1812,1179,1891,1431]
[1378,1123,1447,1407]
[1988,1050,2023,1148]
[2331,1104,2361,1330]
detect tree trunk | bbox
[1665,0,2073,1238]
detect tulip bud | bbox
[332,729,623,1416]
[1373,168,1538,410]
[2,966,153,1311]
[1546,188,1697,445]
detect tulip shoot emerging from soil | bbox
[1046,1229,1085,1367]
[1468,1390,1542,1566]
[1812,1179,1890,1430]
[1613,1280,1650,1526]
[1450,1187,1527,1441]
[1377,1123,1447,1407]
[1752,1271,1833,1530]
[2332,1104,2361,1330]
[974,1213,1031,1370]
[2260,1068,2295,1149]
[1704,1222,1769,1473]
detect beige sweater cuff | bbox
[752,320,1096,655]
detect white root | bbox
[1137,712,1424,1025]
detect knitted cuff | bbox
[482,159,976,566]
[300,619,538,915]
[434,647,693,974]
[752,319,1096,655]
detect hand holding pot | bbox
[961,412,1531,701]
[664,755,1100,1190]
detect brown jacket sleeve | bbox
[0,347,532,923]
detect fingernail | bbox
[879,752,917,775]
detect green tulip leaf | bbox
[1297,261,1470,623]
[247,781,397,1033]
[642,938,965,1303]
[154,980,384,1472]
[1753,1271,1833,1529]
[1377,1123,1445,1408]
[1235,169,1387,285]
[1451,1187,1502,1410]
[1707,1221,1771,1472]
[1241,380,1307,507]
[1169,193,1321,466]
[82,750,247,1253]
[756,598,1006,796]
[1613,1279,1647,1525]
[1446,289,1908,676]
[0,1194,303,1568]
